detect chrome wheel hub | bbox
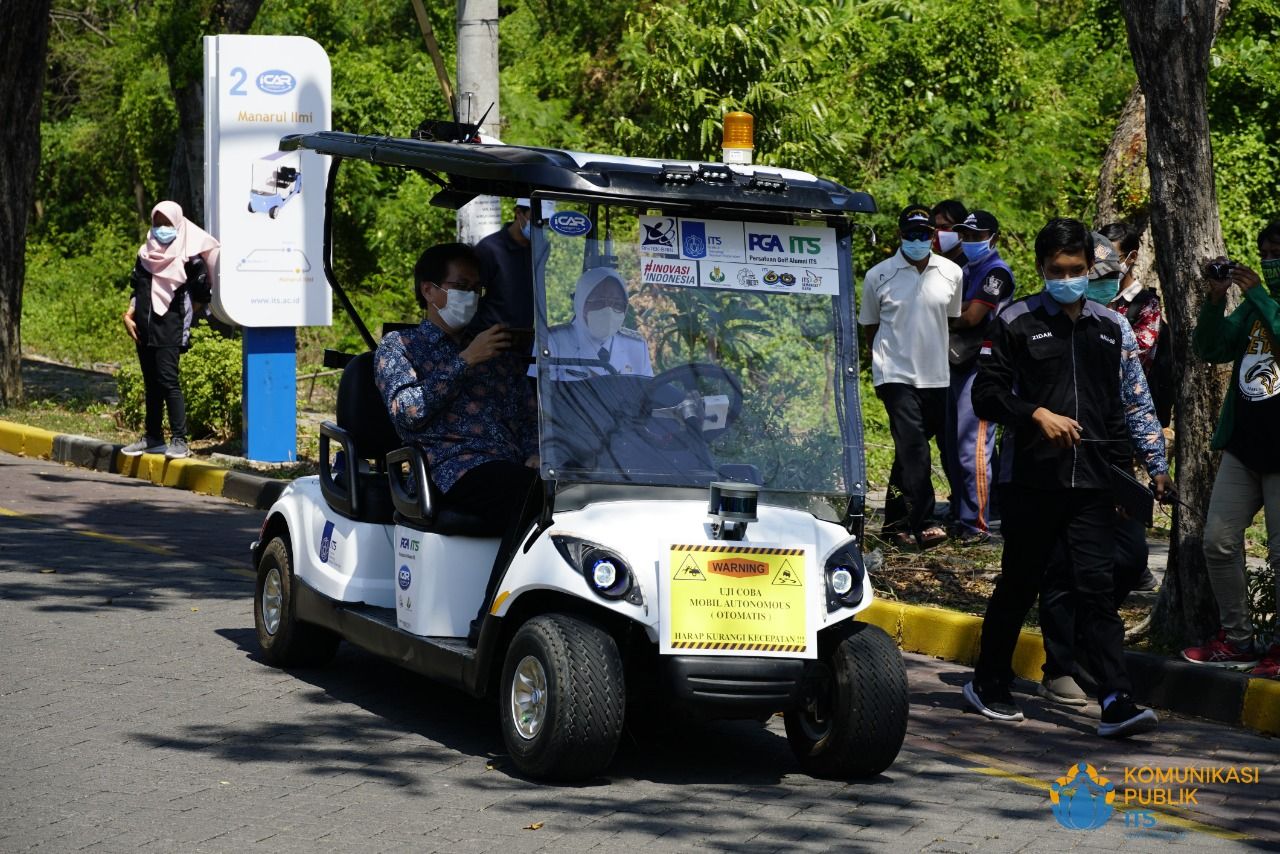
[510,655,549,740]
[261,567,283,635]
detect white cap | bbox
[516,197,531,209]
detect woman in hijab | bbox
[543,268,653,381]
[121,201,220,459]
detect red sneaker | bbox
[1181,630,1260,669]
[1248,645,1280,679]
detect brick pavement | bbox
[1,453,1276,853]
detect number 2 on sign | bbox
[229,67,247,96]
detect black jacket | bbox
[130,255,210,349]
[972,291,1129,490]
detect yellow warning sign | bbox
[665,543,811,656]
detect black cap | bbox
[954,210,1000,234]
[899,204,935,232]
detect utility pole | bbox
[455,0,502,244]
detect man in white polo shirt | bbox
[860,204,964,549]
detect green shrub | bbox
[115,325,243,439]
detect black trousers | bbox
[974,484,1132,700]
[876,383,946,537]
[136,345,186,440]
[1039,514,1149,679]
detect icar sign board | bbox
[204,35,332,327]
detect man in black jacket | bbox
[963,218,1160,738]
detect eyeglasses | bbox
[902,229,932,242]
[585,295,628,312]
[434,279,486,295]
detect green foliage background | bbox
[26,0,1280,480]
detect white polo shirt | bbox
[858,250,963,388]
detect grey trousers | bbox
[1202,451,1280,648]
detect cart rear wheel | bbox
[254,536,339,668]
[499,614,625,780]
[268,206,280,219]
[784,622,908,778]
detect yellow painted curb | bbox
[114,451,230,498]
[1241,676,1280,736]
[0,419,57,459]
[866,598,1046,676]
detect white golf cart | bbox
[251,127,909,781]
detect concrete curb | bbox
[862,600,1280,737]
[3,419,1275,736]
[0,419,284,511]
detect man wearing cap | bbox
[945,210,1016,543]
[471,198,539,333]
[860,205,963,549]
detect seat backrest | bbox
[336,351,403,465]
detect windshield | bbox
[532,202,864,498]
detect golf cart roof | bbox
[279,131,876,217]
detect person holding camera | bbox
[1182,221,1280,678]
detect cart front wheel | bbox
[784,622,908,778]
[499,613,625,780]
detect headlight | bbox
[551,535,641,604]
[824,544,866,611]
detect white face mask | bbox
[436,287,479,330]
[936,230,961,254]
[586,307,625,340]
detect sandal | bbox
[887,531,918,551]
[918,525,949,550]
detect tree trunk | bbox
[1122,0,1231,647]
[0,0,54,407]
[1094,84,1160,295]
[160,0,265,220]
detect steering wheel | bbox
[641,363,744,438]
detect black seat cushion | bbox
[337,351,403,467]
[333,468,395,525]
[392,508,503,537]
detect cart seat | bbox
[318,351,399,524]
[386,445,503,537]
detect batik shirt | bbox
[1118,315,1168,477]
[374,320,538,493]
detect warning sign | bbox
[663,543,815,659]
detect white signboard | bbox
[676,218,746,262]
[742,222,839,268]
[698,262,837,296]
[204,35,332,327]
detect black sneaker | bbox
[121,435,165,457]
[1134,569,1158,592]
[963,680,1024,722]
[164,438,190,459]
[1097,693,1159,738]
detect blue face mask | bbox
[521,218,531,240]
[1045,275,1089,304]
[901,239,932,261]
[1086,277,1121,305]
[151,225,178,245]
[961,239,992,262]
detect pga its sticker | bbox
[549,211,592,237]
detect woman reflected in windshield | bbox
[544,268,654,381]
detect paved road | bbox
[1,452,1276,853]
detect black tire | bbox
[253,536,339,668]
[784,622,909,778]
[268,206,279,219]
[247,202,254,213]
[499,614,626,780]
